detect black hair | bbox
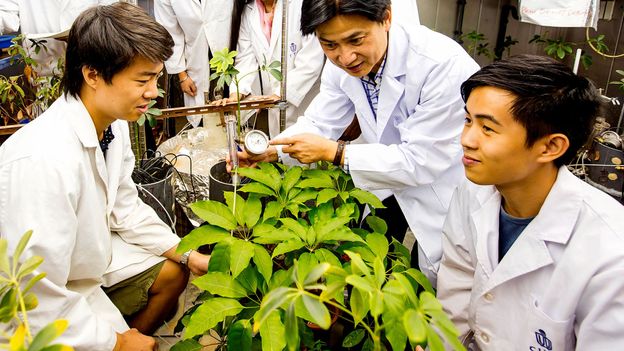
[63,2,174,98]
[300,0,391,35]
[230,0,253,52]
[461,54,602,167]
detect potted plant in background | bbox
[206,48,282,203]
[170,162,465,351]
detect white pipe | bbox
[573,48,582,74]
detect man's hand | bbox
[114,329,157,351]
[179,75,197,97]
[270,133,337,164]
[226,147,279,171]
[187,250,209,276]
[210,92,241,106]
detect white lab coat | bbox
[437,167,624,350]
[155,0,232,108]
[0,95,180,350]
[231,0,325,137]
[0,0,116,76]
[278,23,479,284]
[392,0,420,27]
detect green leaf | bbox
[252,244,272,282]
[349,189,384,208]
[255,287,293,330]
[28,319,69,351]
[282,166,302,194]
[177,225,230,253]
[366,233,389,259]
[319,227,365,244]
[393,272,419,307]
[208,241,231,273]
[346,275,375,292]
[403,309,427,344]
[365,216,388,235]
[383,315,408,351]
[285,303,299,351]
[243,195,262,228]
[272,240,305,258]
[236,266,259,294]
[382,280,407,315]
[230,240,255,278]
[344,250,371,276]
[23,272,46,293]
[252,224,296,244]
[301,294,330,329]
[184,298,244,338]
[313,248,342,268]
[297,175,334,189]
[426,324,446,351]
[405,268,435,295]
[279,218,307,239]
[192,272,247,298]
[13,230,33,273]
[289,188,319,204]
[238,163,280,191]
[269,69,283,81]
[227,319,253,351]
[263,201,284,221]
[372,257,386,289]
[0,239,9,274]
[238,182,276,197]
[420,291,443,312]
[259,310,287,351]
[342,329,366,348]
[189,201,237,230]
[304,262,330,286]
[224,191,247,227]
[16,255,42,280]
[314,217,351,240]
[170,339,203,351]
[349,288,370,325]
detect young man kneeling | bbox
[437,55,624,350]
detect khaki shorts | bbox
[103,261,165,317]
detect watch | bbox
[244,129,270,155]
[180,249,193,267]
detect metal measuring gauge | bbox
[244,130,270,155]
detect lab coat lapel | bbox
[376,26,406,139]
[343,75,377,136]
[268,0,282,58]
[485,168,580,291]
[64,95,109,194]
[471,189,502,279]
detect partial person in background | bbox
[0,3,210,350]
[218,0,325,137]
[436,55,624,350]
[233,0,479,285]
[0,0,117,76]
[154,0,233,127]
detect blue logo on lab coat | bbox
[290,42,296,53]
[535,329,552,350]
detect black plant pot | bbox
[209,160,250,203]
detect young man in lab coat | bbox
[0,3,209,350]
[436,55,624,350]
[235,0,479,284]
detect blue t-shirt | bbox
[498,206,534,261]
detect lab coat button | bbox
[481,332,489,343]
[484,293,494,301]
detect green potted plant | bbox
[205,48,282,202]
[0,230,73,350]
[171,162,465,351]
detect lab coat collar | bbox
[63,94,100,150]
[471,186,502,278]
[479,167,581,291]
[376,24,407,138]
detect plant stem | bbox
[14,280,33,342]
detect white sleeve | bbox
[0,0,19,34]
[436,186,475,339]
[154,0,188,74]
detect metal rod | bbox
[279,0,289,132]
[225,115,240,185]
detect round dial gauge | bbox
[244,129,270,155]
